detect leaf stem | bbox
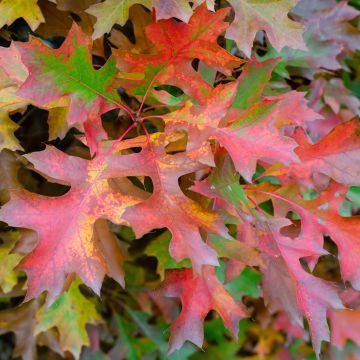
[243,186,296,208]
[115,100,135,121]
[140,115,165,121]
[247,195,265,215]
[136,69,163,117]
[110,123,137,150]
[142,104,170,112]
[140,120,150,143]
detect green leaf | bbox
[114,313,140,360]
[35,278,100,358]
[348,186,360,207]
[124,262,146,290]
[191,342,239,359]
[207,152,260,219]
[192,317,251,359]
[199,61,217,86]
[209,234,262,267]
[126,307,168,356]
[340,186,360,216]
[145,231,191,280]
[126,307,196,359]
[17,23,119,126]
[86,0,152,39]
[208,154,251,208]
[225,268,262,301]
[232,58,279,109]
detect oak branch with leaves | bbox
[0,0,359,359]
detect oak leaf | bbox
[165,78,310,182]
[0,149,22,204]
[260,183,360,294]
[144,230,191,280]
[123,133,226,272]
[226,0,306,57]
[0,115,19,151]
[51,0,100,36]
[116,4,242,103]
[291,119,360,187]
[0,300,62,359]
[0,0,44,31]
[36,0,73,38]
[16,23,119,127]
[0,44,31,151]
[86,0,152,39]
[153,0,215,22]
[267,223,343,356]
[242,186,346,355]
[0,141,146,302]
[35,278,101,358]
[293,0,360,52]
[153,0,192,22]
[158,266,246,353]
[330,309,360,349]
[109,4,153,52]
[0,231,23,293]
[231,57,280,110]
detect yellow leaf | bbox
[0,0,44,31]
[86,0,152,39]
[0,112,20,151]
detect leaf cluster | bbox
[0,1,359,359]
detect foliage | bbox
[0,0,359,359]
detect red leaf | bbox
[268,225,343,356]
[16,23,119,127]
[0,141,147,302]
[165,79,312,181]
[271,183,360,292]
[116,4,242,103]
[123,133,226,272]
[330,309,360,348]
[158,266,245,353]
[291,119,360,187]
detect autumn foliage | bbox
[0,0,359,359]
